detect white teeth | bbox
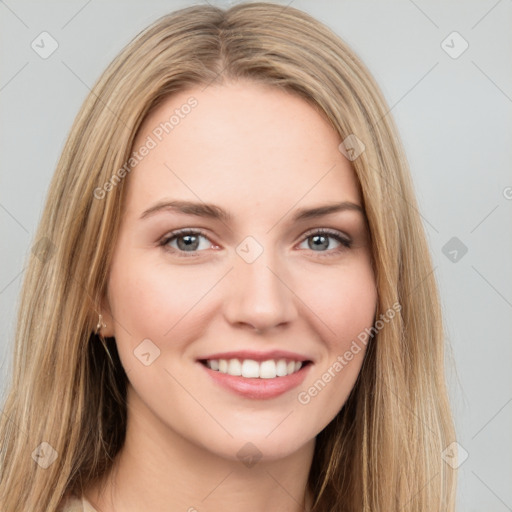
[241,359,260,378]
[259,360,276,379]
[205,358,306,378]
[276,359,288,376]
[227,358,242,376]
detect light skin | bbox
[85,79,377,512]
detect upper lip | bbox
[197,350,313,363]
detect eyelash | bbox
[158,228,352,259]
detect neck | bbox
[85,385,316,512]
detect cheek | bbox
[299,257,377,343]
[107,255,214,350]
[293,258,376,415]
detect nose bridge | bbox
[223,236,297,332]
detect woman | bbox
[0,3,457,511]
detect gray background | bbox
[1,1,511,510]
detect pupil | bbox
[178,235,199,251]
[311,235,328,250]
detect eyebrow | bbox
[139,199,365,223]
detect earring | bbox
[95,313,107,335]
[94,313,115,366]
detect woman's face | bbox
[103,80,377,462]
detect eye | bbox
[158,229,214,257]
[298,229,352,256]
[158,228,352,258]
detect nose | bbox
[223,247,298,334]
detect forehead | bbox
[126,81,361,216]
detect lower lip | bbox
[198,362,311,399]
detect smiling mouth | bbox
[199,358,312,379]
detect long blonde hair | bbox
[0,3,456,510]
